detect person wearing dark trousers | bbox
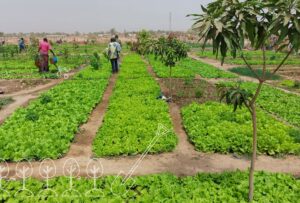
[107,37,121,73]
[18,38,26,52]
[111,58,118,73]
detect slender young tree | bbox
[150,34,188,99]
[189,0,300,201]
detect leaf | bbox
[284,16,291,26]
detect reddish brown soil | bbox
[0,79,50,95]
[154,77,218,108]
[277,68,300,80]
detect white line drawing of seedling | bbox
[62,158,81,198]
[110,124,171,197]
[85,159,104,198]
[38,159,58,199]
[14,161,34,198]
[0,160,10,198]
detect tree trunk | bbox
[248,104,257,202]
[169,66,172,99]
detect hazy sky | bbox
[0,0,211,33]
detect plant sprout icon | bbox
[14,161,34,198]
[0,160,10,198]
[38,159,58,199]
[111,124,171,197]
[62,158,81,198]
[85,159,104,198]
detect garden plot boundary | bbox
[0,54,299,180]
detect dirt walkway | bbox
[0,66,83,98]
[1,60,300,180]
[0,67,83,123]
[189,53,300,96]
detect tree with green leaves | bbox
[189,0,300,201]
[150,34,188,99]
[136,30,153,55]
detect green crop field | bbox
[149,55,237,79]
[93,54,177,156]
[0,171,299,202]
[198,49,300,66]
[1,1,300,201]
[182,102,300,155]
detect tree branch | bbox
[262,46,267,81]
[271,49,293,75]
[250,82,264,106]
[244,101,253,115]
[241,54,261,80]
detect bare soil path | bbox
[0,67,83,123]
[189,53,300,96]
[0,79,50,95]
[1,59,300,180]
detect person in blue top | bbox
[107,37,121,73]
[18,38,26,52]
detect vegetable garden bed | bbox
[93,54,177,156]
[0,64,111,161]
[148,56,237,79]
[182,102,300,155]
[0,56,85,79]
[0,171,299,202]
[198,50,300,66]
[220,82,300,127]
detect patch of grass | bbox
[0,97,13,109]
[229,67,281,80]
[177,90,185,98]
[184,77,194,86]
[280,80,295,88]
[195,88,203,98]
[294,80,300,88]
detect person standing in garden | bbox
[107,37,121,73]
[115,35,122,66]
[38,38,55,72]
[18,38,26,52]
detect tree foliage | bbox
[189,1,300,201]
[188,0,300,65]
[217,83,253,112]
[135,30,153,55]
[151,34,188,67]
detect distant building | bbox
[46,35,67,42]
